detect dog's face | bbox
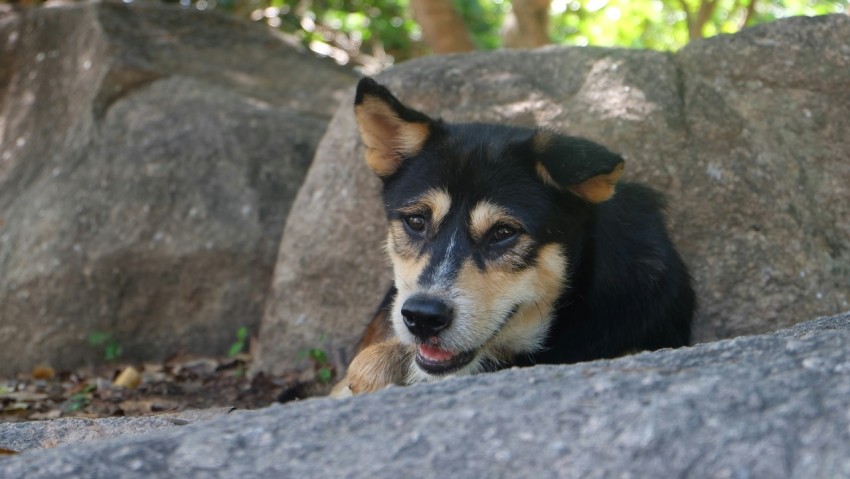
[354,79,624,382]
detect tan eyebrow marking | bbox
[398,188,452,230]
[468,200,523,242]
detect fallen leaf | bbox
[113,366,141,389]
[0,447,18,455]
[173,358,218,377]
[29,409,62,420]
[0,391,48,401]
[2,402,30,411]
[31,365,56,380]
[142,362,164,374]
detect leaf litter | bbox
[0,352,306,423]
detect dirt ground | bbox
[0,352,321,423]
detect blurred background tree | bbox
[212,0,846,70]
[5,0,847,70]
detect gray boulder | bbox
[0,3,357,374]
[1,310,849,478]
[254,15,850,375]
[0,408,232,452]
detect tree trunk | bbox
[741,0,758,28]
[502,0,552,48]
[409,0,476,54]
[678,0,720,40]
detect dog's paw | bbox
[338,339,413,395]
[328,379,353,398]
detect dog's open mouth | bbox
[413,304,524,376]
[415,344,476,375]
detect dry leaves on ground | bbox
[0,353,304,423]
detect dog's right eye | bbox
[404,215,427,233]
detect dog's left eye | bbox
[491,225,518,244]
[404,215,427,233]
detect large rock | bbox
[0,408,232,453]
[1,310,849,477]
[0,3,357,374]
[254,15,850,375]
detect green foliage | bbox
[233,0,422,66]
[66,384,96,412]
[549,0,848,50]
[202,0,845,65]
[551,0,690,49]
[228,326,249,357]
[298,334,334,383]
[455,0,510,49]
[87,332,122,362]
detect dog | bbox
[331,78,695,396]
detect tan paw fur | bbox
[331,339,413,396]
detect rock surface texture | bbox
[1,311,849,478]
[0,408,232,452]
[255,15,850,375]
[0,3,357,374]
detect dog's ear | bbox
[528,130,625,203]
[354,78,435,178]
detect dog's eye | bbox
[491,225,518,244]
[404,215,427,232]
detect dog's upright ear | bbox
[529,130,625,203]
[354,78,435,178]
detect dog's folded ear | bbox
[354,78,435,178]
[528,130,625,203]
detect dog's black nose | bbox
[401,296,453,339]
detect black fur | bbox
[358,78,695,368]
[517,182,695,365]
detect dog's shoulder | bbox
[532,182,694,364]
[592,181,678,280]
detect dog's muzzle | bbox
[401,295,453,340]
[401,295,477,374]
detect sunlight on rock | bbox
[497,98,561,125]
[576,58,657,121]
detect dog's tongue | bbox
[418,344,455,362]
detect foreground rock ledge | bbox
[0,408,233,453]
[1,311,849,478]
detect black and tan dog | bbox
[332,78,695,396]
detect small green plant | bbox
[66,384,96,412]
[299,335,334,383]
[309,347,333,383]
[228,326,249,357]
[88,331,122,362]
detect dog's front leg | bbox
[330,338,413,397]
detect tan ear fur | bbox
[535,161,559,189]
[531,129,625,203]
[355,97,430,177]
[568,162,624,203]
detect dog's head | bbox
[354,78,624,382]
